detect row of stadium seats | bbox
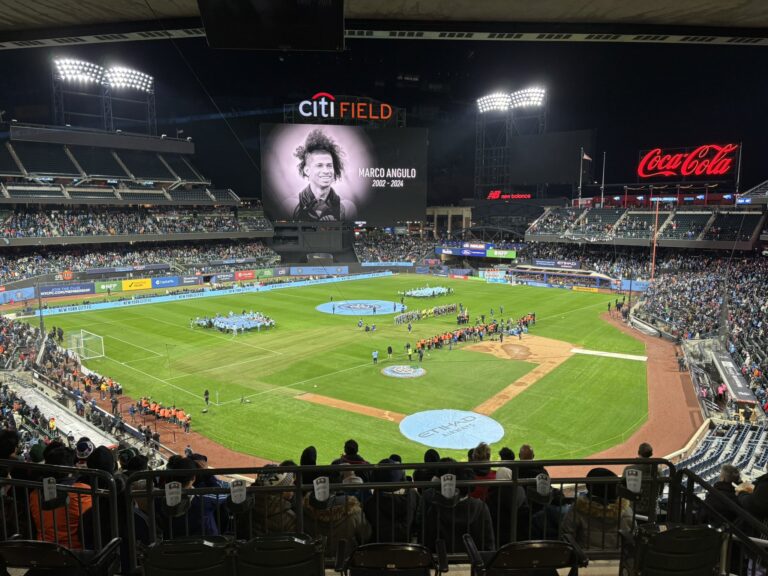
[527,206,764,242]
[0,140,206,183]
[0,182,241,206]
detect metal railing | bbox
[4,457,768,574]
[119,458,676,571]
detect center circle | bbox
[399,409,505,449]
[316,299,405,316]
[382,365,426,378]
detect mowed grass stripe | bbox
[48,275,646,462]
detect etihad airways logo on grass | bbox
[298,92,393,121]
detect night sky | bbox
[0,38,764,203]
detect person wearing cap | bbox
[561,467,634,551]
[239,466,297,537]
[75,438,95,468]
[363,459,419,542]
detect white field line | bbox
[218,361,374,406]
[571,348,647,362]
[103,334,163,358]
[123,355,168,365]
[165,350,281,381]
[101,355,201,401]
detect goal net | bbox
[68,330,105,360]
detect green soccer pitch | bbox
[47,274,647,463]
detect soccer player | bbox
[204,389,210,406]
[372,350,378,365]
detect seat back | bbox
[0,540,83,574]
[637,524,722,576]
[348,543,436,575]
[235,533,324,576]
[489,540,579,571]
[141,539,231,576]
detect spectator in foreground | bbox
[424,459,495,553]
[561,467,634,550]
[302,473,371,556]
[28,447,93,549]
[622,442,662,518]
[240,466,296,537]
[157,455,222,537]
[702,464,742,525]
[363,458,419,542]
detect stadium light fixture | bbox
[477,87,546,113]
[476,92,512,114]
[103,66,154,93]
[53,58,104,84]
[509,86,546,108]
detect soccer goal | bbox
[68,330,105,360]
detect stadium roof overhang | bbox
[1,0,767,50]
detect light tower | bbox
[474,86,547,199]
[52,58,156,134]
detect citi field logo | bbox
[298,92,393,121]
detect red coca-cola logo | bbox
[637,143,739,178]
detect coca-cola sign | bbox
[637,143,739,179]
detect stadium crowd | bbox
[0,207,271,238]
[0,241,279,284]
[354,233,435,263]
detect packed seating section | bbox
[0,240,279,283]
[354,232,436,263]
[0,207,271,239]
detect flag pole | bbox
[578,147,584,206]
[600,151,606,207]
[735,141,743,195]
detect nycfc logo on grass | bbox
[382,365,426,378]
[342,303,377,311]
[400,409,505,449]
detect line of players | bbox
[411,312,536,353]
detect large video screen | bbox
[261,124,427,225]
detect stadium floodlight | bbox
[476,92,512,114]
[509,86,546,108]
[103,66,154,93]
[53,58,104,83]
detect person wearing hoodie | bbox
[300,445,321,485]
[363,459,420,542]
[413,449,440,485]
[424,460,495,553]
[157,455,226,538]
[561,468,634,551]
[302,479,371,555]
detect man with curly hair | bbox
[293,128,352,221]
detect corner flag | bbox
[582,152,593,161]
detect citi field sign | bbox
[637,143,739,179]
[298,92,393,121]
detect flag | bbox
[582,152,593,161]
